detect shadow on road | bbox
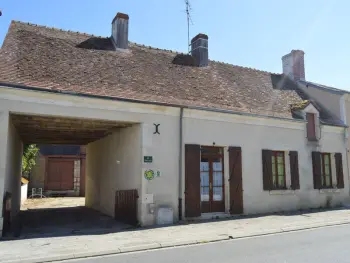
[2,205,347,241]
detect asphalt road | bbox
[62,224,350,263]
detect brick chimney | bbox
[111,12,129,50]
[191,33,208,67]
[282,50,305,81]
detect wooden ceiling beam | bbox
[11,115,130,126]
[12,120,128,129]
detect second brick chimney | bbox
[191,33,209,67]
[282,50,305,81]
[112,12,129,50]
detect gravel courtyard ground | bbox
[21,197,86,210]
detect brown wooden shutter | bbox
[289,151,300,190]
[185,144,201,217]
[229,147,243,214]
[312,151,322,189]
[306,113,316,140]
[262,150,272,190]
[335,153,344,189]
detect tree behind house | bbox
[22,144,39,178]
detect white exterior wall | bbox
[85,139,102,211]
[4,118,23,217]
[343,98,350,194]
[0,111,10,233]
[21,183,28,204]
[0,86,348,231]
[183,109,349,214]
[0,112,23,235]
[86,125,142,220]
[0,87,179,227]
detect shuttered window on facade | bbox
[262,150,300,190]
[312,152,344,189]
[271,151,286,189]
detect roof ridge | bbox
[12,20,103,38]
[12,20,280,75]
[130,41,279,75]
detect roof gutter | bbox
[0,82,309,124]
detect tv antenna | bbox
[185,0,193,53]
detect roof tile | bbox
[0,21,340,124]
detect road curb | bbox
[4,220,350,263]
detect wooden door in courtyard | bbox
[200,147,225,213]
[46,158,74,191]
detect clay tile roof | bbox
[0,21,332,121]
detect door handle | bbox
[210,182,212,190]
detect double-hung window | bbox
[271,151,286,189]
[320,153,332,188]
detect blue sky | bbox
[1,0,350,90]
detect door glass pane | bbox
[213,187,223,201]
[200,159,209,187]
[201,171,209,187]
[213,171,223,186]
[200,157,209,202]
[201,187,209,201]
[325,176,331,187]
[212,160,222,172]
[213,156,223,188]
[200,161,209,172]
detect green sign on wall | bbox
[144,156,153,163]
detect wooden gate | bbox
[115,189,139,225]
[46,158,74,191]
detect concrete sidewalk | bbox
[2,208,350,263]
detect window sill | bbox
[319,188,340,194]
[269,189,296,195]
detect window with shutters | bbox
[271,151,286,189]
[306,113,317,141]
[320,153,332,188]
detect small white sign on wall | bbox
[142,194,154,204]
